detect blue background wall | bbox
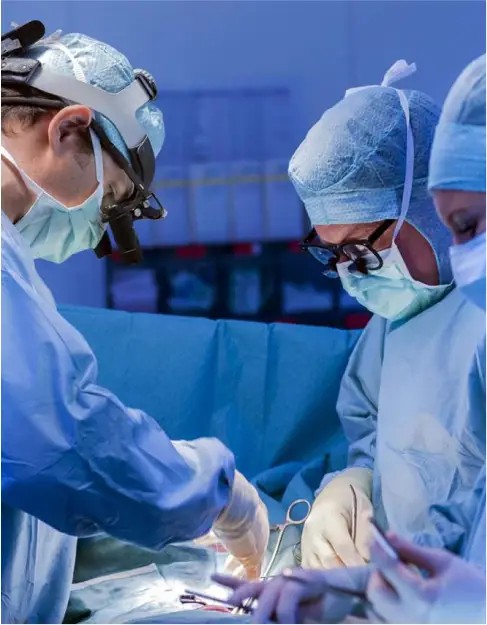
[3,0,485,308]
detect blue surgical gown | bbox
[463,464,486,571]
[460,339,486,570]
[327,289,485,553]
[1,214,235,623]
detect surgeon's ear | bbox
[48,105,92,156]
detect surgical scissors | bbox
[264,498,312,579]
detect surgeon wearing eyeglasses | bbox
[210,58,486,625]
[366,54,486,625]
[289,60,486,571]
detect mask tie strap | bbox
[344,60,416,249]
[381,60,416,243]
[1,146,44,198]
[88,129,104,187]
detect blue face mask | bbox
[449,232,486,311]
[337,243,452,321]
[2,129,105,263]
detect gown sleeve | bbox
[2,268,235,551]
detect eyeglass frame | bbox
[299,219,396,276]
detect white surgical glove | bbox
[213,471,269,580]
[367,532,486,624]
[302,467,373,569]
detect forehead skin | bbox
[315,221,386,245]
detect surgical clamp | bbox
[234,498,312,615]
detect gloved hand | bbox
[213,471,269,580]
[302,467,373,568]
[367,532,486,624]
[212,565,371,624]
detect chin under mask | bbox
[337,244,452,321]
[450,232,486,311]
[2,129,105,263]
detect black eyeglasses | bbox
[300,219,396,278]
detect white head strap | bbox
[43,41,87,82]
[381,60,416,241]
[345,59,417,242]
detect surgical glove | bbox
[212,565,371,624]
[302,467,373,568]
[367,532,486,624]
[213,471,269,580]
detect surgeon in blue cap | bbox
[211,57,486,625]
[287,60,486,569]
[429,53,486,575]
[429,54,486,574]
[430,54,486,311]
[367,54,486,624]
[1,27,268,624]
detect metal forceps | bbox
[233,499,312,615]
[264,498,312,579]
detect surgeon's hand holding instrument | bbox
[367,531,486,624]
[212,471,270,581]
[230,498,311,615]
[212,566,380,624]
[301,467,373,568]
[369,520,399,562]
[180,589,252,614]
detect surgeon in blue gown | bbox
[288,59,486,569]
[427,53,486,572]
[365,53,486,624]
[1,29,268,624]
[212,55,486,625]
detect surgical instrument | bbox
[265,498,312,579]
[234,498,311,615]
[182,589,251,613]
[350,484,358,544]
[280,571,385,622]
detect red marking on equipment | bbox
[176,245,208,259]
[287,241,302,253]
[233,243,253,256]
[344,312,371,329]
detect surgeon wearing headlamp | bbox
[1,22,269,624]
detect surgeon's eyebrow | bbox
[346,225,376,239]
[319,223,382,245]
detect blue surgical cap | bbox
[289,84,453,284]
[429,54,486,193]
[26,33,165,161]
